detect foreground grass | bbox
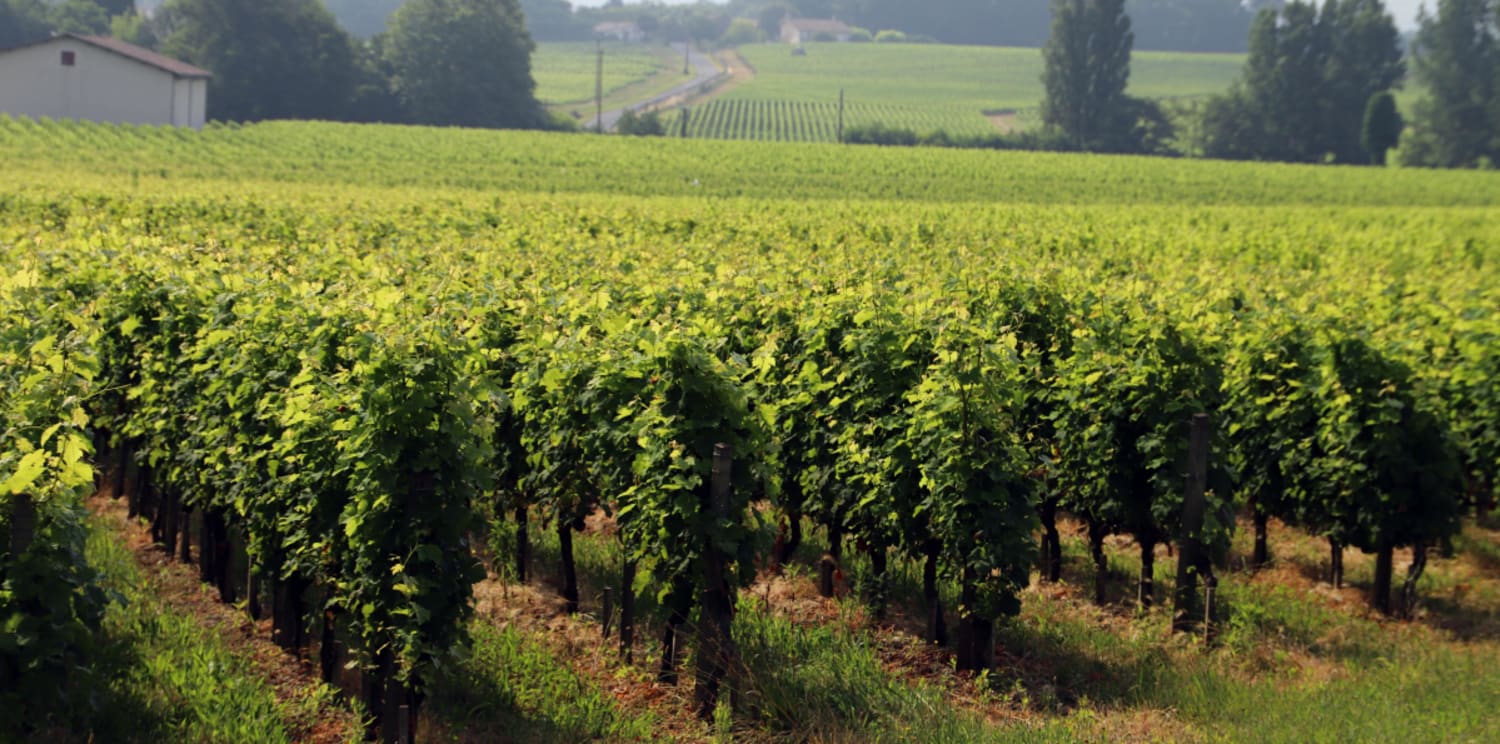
[425,620,659,743]
[502,510,1500,743]
[2,513,347,743]
[84,523,310,743]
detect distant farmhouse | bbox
[0,34,210,129]
[780,18,853,45]
[593,21,646,43]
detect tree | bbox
[758,4,791,40]
[49,0,111,34]
[159,0,358,122]
[384,0,548,129]
[1040,0,1140,152]
[1200,0,1403,163]
[93,0,135,16]
[521,0,590,42]
[1321,0,1408,162]
[322,0,404,38]
[718,17,763,47]
[0,0,50,47]
[346,35,407,124]
[1401,0,1499,168]
[1361,91,1402,164]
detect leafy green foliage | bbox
[1041,0,1143,152]
[385,0,547,129]
[1052,295,1230,564]
[1401,0,1500,168]
[1201,0,1405,163]
[160,0,360,122]
[0,269,109,712]
[1307,334,1463,553]
[906,316,1036,620]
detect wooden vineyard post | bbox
[619,559,636,663]
[1203,574,1219,644]
[10,493,36,556]
[694,443,741,720]
[1172,414,1212,635]
[559,514,579,614]
[272,577,307,653]
[320,609,339,686]
[111,440,127,501]
[161,489,179,558]
[837,88,846,144]
[246,561,262,620]
[922,539,947,646]
[601,586,614,639]
[1372,542,1394,615]
[514,504,529,584]
[178,505,193,564]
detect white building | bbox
[593,22,646,43]
[0,34,211,129]
[780,18,853,45]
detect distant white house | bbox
[0,34,210,129]
[593,21,646,43]
[780,18,853,45]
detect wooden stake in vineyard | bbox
[694,443,742,719]
[1173,413,1214,635]
[595,40,604,134]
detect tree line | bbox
[292,0,1260,52]
[1,0,553,129]
[1039,0,1500,168]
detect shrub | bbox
[616,109,665,136]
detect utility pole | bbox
[595,39,604,133]
[837,88,845,143]
[683,38,691,75]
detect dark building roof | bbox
[0,33,211,79]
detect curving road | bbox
[585,43,724,132]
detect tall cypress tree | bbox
[1040,0,1136,152]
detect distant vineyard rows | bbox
[668,99,996,142]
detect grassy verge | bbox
[472,507,1500,742]
[425,621,659,742]
[4,512,353,743]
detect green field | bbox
[531,41,677,107]
[3,117,1499,743]
[5,116,1492,206]
[677,42,1245,140]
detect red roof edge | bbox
[71,34,212,79]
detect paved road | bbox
[585,43,723,132]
